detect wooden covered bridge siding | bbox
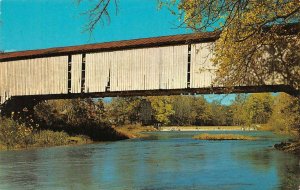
[0,41,216,104]
[2,26,299,104]
[0,56,68,103]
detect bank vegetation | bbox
[0,92,299,152]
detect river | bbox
[0,131,299,190]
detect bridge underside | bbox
[1,84,297,120]
[7,85,299,102]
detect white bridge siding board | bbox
[0,63,3,103]
[110,52,117,91]
[0,62,8,103]
[86,52,110,92]
[0,56,68,103]
[152,48,160,90]
[175,45,188,89]
[0,42,221,104]
[110,45,188,91]
[191,43,216,88]
[159,45,188,89]
[85,45,188,92]
[54,56,68,94]
[159,46,169,89]
[71,54,82,93]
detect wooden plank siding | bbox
[85,52,111,93]
[83,45,188,92]
[190,42,217,88]
[70,54,82,93]
[0,56,68,104]
[0,37,296,104]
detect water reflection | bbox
[234,149,273,172]
[276,154,300,190]
[234,142,300,190]
[0,150,39,189]
[0,131,299,190]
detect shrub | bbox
[0,117,34,149]
[33,130,70,147]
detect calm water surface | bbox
[0,131,299,190]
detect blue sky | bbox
[0,0,236,105]
[1,0,191,51]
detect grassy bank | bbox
[0,121,155,151]
[0,130,92,151]
[193,133,257,140]
[0,116,131,151]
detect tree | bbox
[159,0,300,90]
[147,96,174,125]
[209,100,228,126]
[231,94,248,126]
[268,93,300,135]
[106,97,142,125]
[77,0,118,33]
[170,96,195,125]
[192,96,212,125]
[244,93,274,124]
[34,98,107,127]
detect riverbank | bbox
[274,140,300,155]
[159,126,257,131]
[0,124,155,151]
[0,130,93,151]
[0,116,131,151]
[114,124,158,138]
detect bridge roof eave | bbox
[1,22,298,62]
[0,31,220,62]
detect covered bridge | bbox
[0,29,298,105]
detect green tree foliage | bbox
[229,93,274,126]
[0,117,34,149]
[231,94,248,126]
[147,96,174,125]
[209,101,225,125]
[170,96,195,125]
[35,98,107,127]
[268,93,300,135]
[34,98,127,141]
[191,96,212,125]
[105,94,277,127]
[106,97,142,125]
[244,93,274,124]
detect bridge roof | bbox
[1,23,298,62]
[0,31,220,61]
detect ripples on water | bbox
[0,131,299,190]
